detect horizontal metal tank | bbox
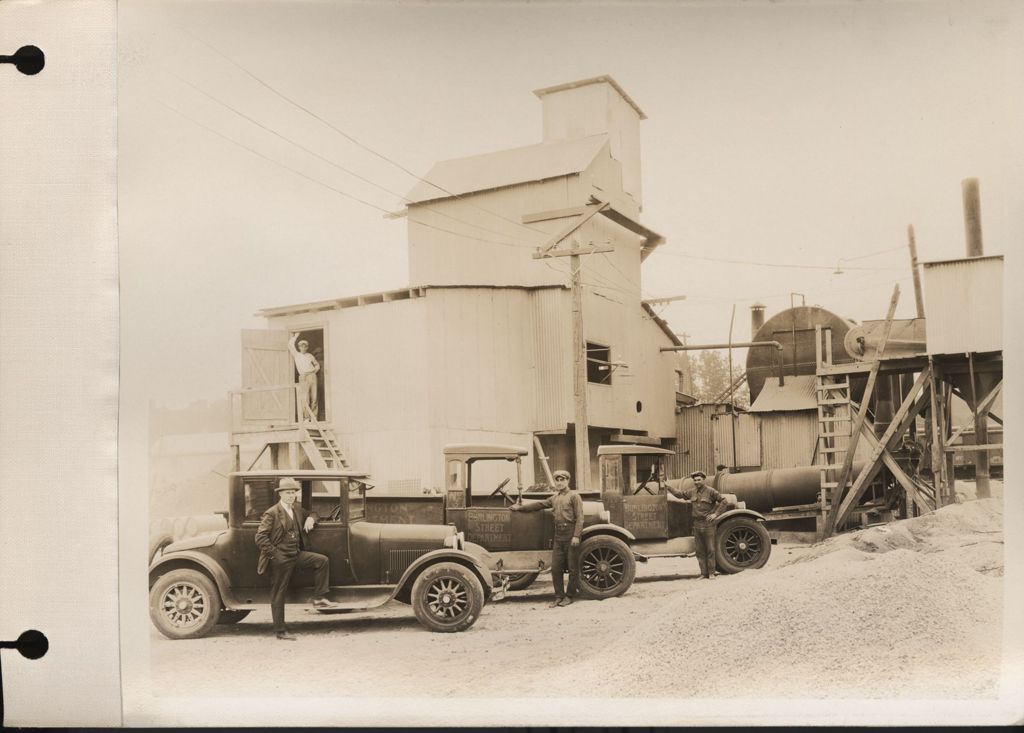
[668,463,865,513]
[746,305,858,403]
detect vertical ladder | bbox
[814,326,853,541]
[299,403,349,469]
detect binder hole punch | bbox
[0,630,48,725]
[0,45,45,75]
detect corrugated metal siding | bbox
[407,179,574,287]
[426,288,536,434]
[923,256,1003,354]
[532,287,572,431]
[673,404,726,477]
[713,412,761,468]
[760,413,818,469]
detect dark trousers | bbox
[551,537,579,598]
[269,550,329,632]
[694,523,716,577]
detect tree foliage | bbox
[689,350,750,407]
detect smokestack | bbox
[962,178,984,257]
[750,303,766,340]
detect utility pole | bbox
[526,200,615,490]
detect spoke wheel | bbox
[577,535,636,600]
[411,562,484,633]
[715,516,771,574]
[149,569,222,640]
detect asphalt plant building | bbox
[232,76,691,492]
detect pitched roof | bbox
[748,375,818,413]
[406,135,609,204]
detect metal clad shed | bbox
[748,376,819,469]
[673,403,729,477]
[922,255,1003,355]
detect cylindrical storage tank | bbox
[746,306,857,402]
[668,462,864,513]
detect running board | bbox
[629,536,697,557]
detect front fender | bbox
[393,548,494,602]
[148,550,241,607]
[713,508,767,525]
[580,523,637,543]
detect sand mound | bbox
[535,498,1004,699]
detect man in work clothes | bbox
[255,478,337,640]
[668,470,730,579]
[288,332,320,420]
[511,469,583,607]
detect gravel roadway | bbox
[150,488,1003,702]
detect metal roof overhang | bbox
[597,445,675,456]
[443,443,530,458]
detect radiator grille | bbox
[386,548,430,583]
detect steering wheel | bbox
[633,481,657,496]
[328,504,343,521]
[489,477,511,496]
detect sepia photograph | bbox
[1,0,1022,726]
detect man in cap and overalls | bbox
[255,477,337,640]
[668,470,730,579]
[511,468,584,607]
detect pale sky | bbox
[117,0,1023,409]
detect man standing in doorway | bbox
[668,470,730,579]
[511,469,583,607]
[255,478,337,640]
[288,332,320,421]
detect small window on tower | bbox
[586,342,612,385]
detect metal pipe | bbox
[660,341,783,352]
[728,304,737,469]
[962,178,984,257]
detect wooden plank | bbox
[944,443,1003,453]
[826,285,900,536]
[946,379,1003,445]
[521,204,590,225]
[832,367,929,529]
[534,201,609,256]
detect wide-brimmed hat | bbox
[275,477,301,493]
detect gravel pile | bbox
[542,499,1003,699]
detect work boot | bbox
[276,631,297,641]
[312,597,339,610]
[559,597,575,607]
[548,597,564,608]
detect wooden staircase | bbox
[299,404,349,470]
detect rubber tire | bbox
[217,609,252,625]
[148,532,174,565]
[506,572,540,591]
[577,535,636,600]
[715,516,771,574]
[149,569,222,640]
[411,562,485,633]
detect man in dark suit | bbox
[255,477,336,640]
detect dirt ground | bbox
[149,482,1003,702]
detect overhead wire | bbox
[179,26,551,240]
[158,65,547,249]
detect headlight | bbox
[444,531,465,550]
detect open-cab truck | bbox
[439,444,639,598]
[598,445,772,574]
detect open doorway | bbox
[290,328,326,422]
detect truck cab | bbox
[440,444,637,598]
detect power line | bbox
[180,26,550,239]
[161,65,547,249]
[655,248,904,271]
[154,97,395,215]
